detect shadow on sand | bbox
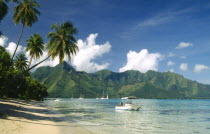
[0,99,102,127]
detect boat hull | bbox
[115,105,141,111]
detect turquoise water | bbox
[44,99,210,134]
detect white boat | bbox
[79,94,84,99]
[121,97,129,99]
[115,100,141,111]
[100,95,109,99]
[53,99,61,101]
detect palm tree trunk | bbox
[19,54,52,77]
[16,55,51,89]
[27,56,33,69]
[12,23,25,60]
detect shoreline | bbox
[0,99,94,134]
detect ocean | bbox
[43,99,210,134]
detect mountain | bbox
[32,61,210,99]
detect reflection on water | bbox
[44,99,210,134]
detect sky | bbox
[0,0,210,84]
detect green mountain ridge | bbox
[32,61,210,99]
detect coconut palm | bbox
[0,0,8,22]
[11,0,40,60]
[24,21,78,73]
[0,0,9,35]
[14,53,28,71]
[25,33,44,68]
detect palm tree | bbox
[0,0,8,22]
[11,0,40,60]
[23,21,78,73]
[0,0,9,35]
[14,53,28,71]
[47,21,78,62]
[25,33,44,68]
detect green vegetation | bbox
[32,62,210,99]
[26,33,44,68]
[0,0,9,35]
[0,0,8,23]
[0,46,48,100]
[0,0,78,101]
[12,0,40,60]
[1,0,210,100]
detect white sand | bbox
[0,99,94,134]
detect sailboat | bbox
[100,93,109,99]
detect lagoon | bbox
[43,99,210,134]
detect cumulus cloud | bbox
[28,33,112,73]
[194,64,209,73]
[0,35,8,47]
[167,61,175,66]
[176,42,193,49]
[119,49,163,73]
[70,33,111,73]
[27,50,60,69]
[6,42,24,55]
[180,63,188,71]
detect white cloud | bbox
[6,42,24,55]
[198,80,210,84]
[167,52,175,57]
[119,49,163,73]
[180,63,188,71]
[27,50,60,69]
[136,9,192,29]
[29,33,112,73]
[167,61,175,66]
[194,64,209,73]
[137,14,173,28]
[24,33,111,72]
[169,69,174,72]
[70,33,111,73]
[0,35,24,57]
[0,35,8,47]
[176,42,193,49]
[180,56,187,59]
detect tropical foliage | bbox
[0,0,79,101]
[24,21,78,73]
[47,22,78,63]
[12,0,40,60]
[0,0,8,23]
[0,46,48,100]
[14,54,28,71]
[0,0,9,35]
[26,33,44,68]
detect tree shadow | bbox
[0,99,102,125]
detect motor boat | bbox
[53,99,61,101]
[115,100,141,111]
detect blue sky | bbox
[1,0,210,84]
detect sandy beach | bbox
[0,99,94,134]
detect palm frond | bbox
[0,0,9,22]
[47,21,78,63]
[13,0,40,26]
